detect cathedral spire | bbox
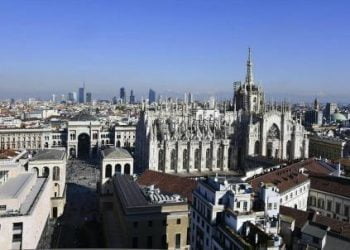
[245,47,254,86]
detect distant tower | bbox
[120,87,126,103]
[68,92,74,102]
[314,98,320,111]
[86,92,92,103]
[78,84,85,103]
[188,92,194,103]
[148,89,156,104]
[72,92,77,102]
[325,102,337,122]
[52,94,56,103]
[130,90,135,104]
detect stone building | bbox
[100,147,133,194]
[308,174,350,222]
[0,127,52,150]
[135,49,309,174]
[308,135,346,161]
[0,149,66,249]
[28,149,67,218]
[114,125,136,149]
[100,174,190,249]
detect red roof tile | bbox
[249,159,333,193]
[310,175,350,198]
[280,206,350,239]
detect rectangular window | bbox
[243,201,248,211]
[133,221,138,228]
[175,233,181,248]
[237,201,240,208]
[336,202,341,214]
[13,222,23,230]
[268,203,272,209]
[345,206,349,217]
[12,234,22,243]
[177,218,181,224]
[327,200,332,211]
[148,220,153,227]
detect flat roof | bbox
[102,147,132,160]
[31,149,66,161]
[0,173,34,199]
[113,175,148,208]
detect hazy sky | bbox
[0,0,349,102]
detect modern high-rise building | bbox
[120,87,126,103]
[52,94,56,103]
[129,90,135,104]
[78,87,85,103]
[188,92,193,103]
[148,89,156,104]
[86,92,92,103]
[324,102,337,122]
[67,92,74,102]
[72,92,77,102]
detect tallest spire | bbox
[245,47,254,86]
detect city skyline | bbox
[0,1,350,102]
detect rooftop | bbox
[137,170,197,202]
[280,206,350,239]
[31,149,66,161]
[0,149,19,159]
[102,147,132,160]
[113,174,148,208]
[114,174,188,210]
[310,174,350,198]
[70,112,97,121]
[249,158,335,193]
[0,173,34,199]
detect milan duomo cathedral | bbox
[135,49,309,173]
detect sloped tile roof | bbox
[310,174,350,198]
[249,159,333,193]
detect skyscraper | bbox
[78,86,85,103]
[120,87,126,103]
[148,89,156,104]
[72,92,77,102]
[86,92,92,103]
[324,102,337,122]
[68,92,74,102]
[188,92,194,103]
[130,90,135,104]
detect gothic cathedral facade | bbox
[135,49,309,173]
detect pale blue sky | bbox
[0,0,349,102]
